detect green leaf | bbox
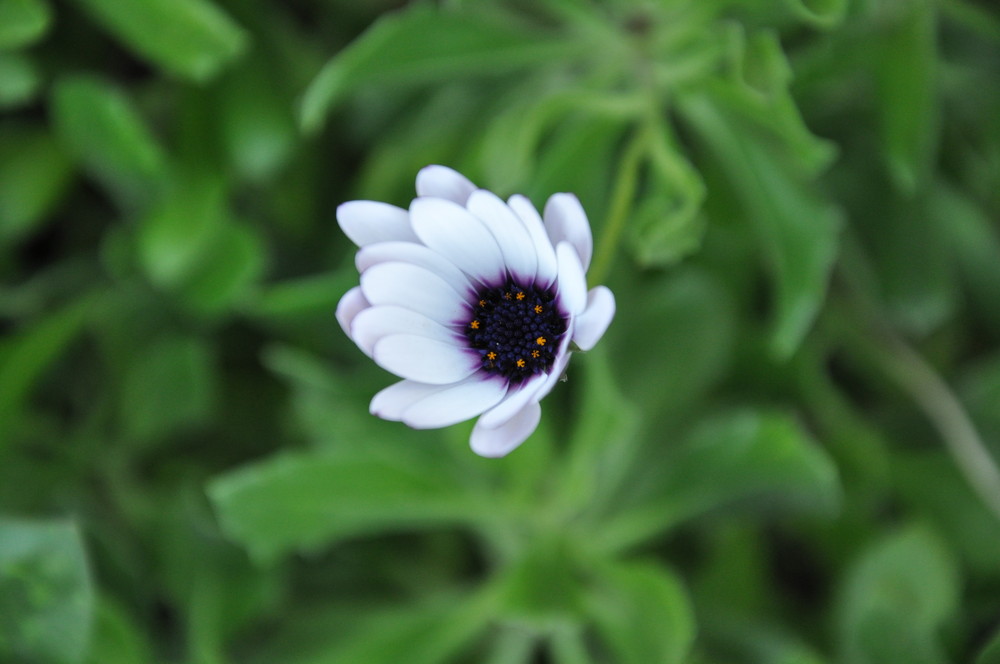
[85,596,153,664]
[585,561,695,664]
[781,0,847,29]
[496,536,583,627]
[874,0,938,193]
[0,51,40,108]
[50,75,166,208]
[0,0,51,50]
[68,0,247,82]
[0,518,94,664]
[174,221,266,314]
[300,5,585,133]
[627,121,707,268]
[0,126,74,244]
[976,627,1000,664]
[0,296,92,449]
[118,336,214,443]
[678,89,841,357]
[597,408,841,553]
[837,525,959,664]
[209,449,488,563]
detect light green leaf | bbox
[119,336,214,443]
[781,0,847,29]
[597,408,841,553]
[209,449,488,563]
[838,525,959,664]
[678,89,841,357]
[0,126,74,243]
[0,0,51,50]
[0,51,40,108]
[300,5,586,133]
[0,518,94,664]
[585,561,695,664]
[51,75,166,208]
[174,221,266,314]
[875,0,938,192]
[68,0,247,82]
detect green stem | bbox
[589,127,646,286]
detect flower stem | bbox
[589,127,646,286]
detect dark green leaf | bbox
[0,126,74,244]
[0,518,94,664]
[976,627,1000,664]
[68,0,247,81]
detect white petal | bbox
[470,401,542,458]
[336,286,369,340]
[373,334,479,385]
[508,194,557,288]
[477,373,547,429]
[355,241,472,295]
[544,194,593,270]
[534,339,572,403]
[415,165,477,205]
[402,377,507,429]
[556,242,587,316]
[370,380,448,421]
[572,286,615,351]
[351,306,459,356]
[466,190,537,283]
[337,201,418,247]
[360,262,470,324]
[410,197,506,284]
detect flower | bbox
[335,166,616,457]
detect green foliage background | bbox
[2,0,1000,661]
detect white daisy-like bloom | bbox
[335,166,616,457]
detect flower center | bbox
[465,281,567,383]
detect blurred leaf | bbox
[0,0,51,50]
[0,126,74,244]
[288,593,491,664]
[209,448,489,563]
[247,271,356,321]
[627,122,707,268]
[68,0,248,82]
[174,221,266,314]
[585,561,695,664]
[598,408,841,553]
[894,450,1000,576]
[977,627,1000,664]
[496,536,582,626]
[874,0,938,192]
[679,89,841,357]
[611,268,735,417]
[50,75,166,208]
[300,4,586,132]
[0,518,94,664]
[837,524,959,664]
[217,59,296,182]
[0,51,40,108]
[85,596,152,664]
[118,336,214,443]
[781,0,847,29]
[931,183,1000,333]
[0,296,91,449]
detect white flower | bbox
[335,166,616,457]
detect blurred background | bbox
[2,0,1000,662]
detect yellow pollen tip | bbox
[536,336,547,346]
[516,359,526,368]
[534,305,543,314]
[504,292,512,300]
[486,351,497,360]
[470,320,480,329]
[516,292,525,300]
[531,350,540,358]
[479,299,486,307]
